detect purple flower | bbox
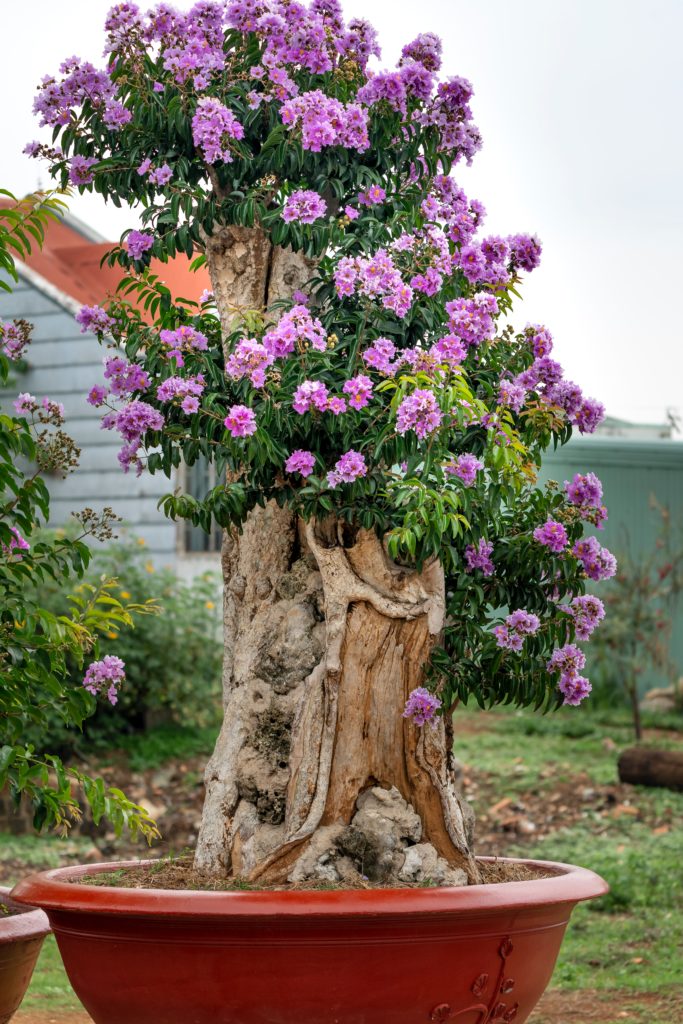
[264,306,327,358]
[136,157,152,176]
[431,334,467,368]
[328,449,367,487]
[396,389,442,439]
[508,233,542,272]
[226,338,273,388]
[403,686,442,727]
[224,405,257,438]
[445,294,498,348]
[342,374,373,410]
[498,379,527,413]
[159,325,208,353]
[87,385,108,407]
[534,519,569,554]
[110,400,164,444]
[547,642,586,677]
[358,184,386,207]
[76,304,114,335]
[1,320,31,360]
[2,526,30,560]
[344,205,359,220]
[280,91,369,153]
[104,356,150,397]
[181,396,199,414]
[83,655,125,706]
[292,380,330,415]
[328,396,347,415]
[103,101,132,129]
[192,97,244,164]
[558,674,592,706]
[126,230,154,260]
[68,155,98,186]
[400,32,443,72]
[527,325,553,358]
[285,449,316,477]
[148,163,173,186]
[465,538,495,576]
[363,337,397,375]
[573,536,617,581]
[446,453,483,486]
[156,374,206,404]
[13,392,37,415]
[282,189,327,224]
[573,397,605,434]
[493,609,540,651]
[565,594,606,641]
[565,472,603,508]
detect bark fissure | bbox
[194,226,479,886]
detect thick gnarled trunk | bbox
[194,227,477,886]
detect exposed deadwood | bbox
[618,746,683,791]
[194,227,478,887]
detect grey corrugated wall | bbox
[0,274,178,566]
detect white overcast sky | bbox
[2,0,681,424]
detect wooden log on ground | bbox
[618,746,683,791]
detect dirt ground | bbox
[13,989,683,1024]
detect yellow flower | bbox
[205,601,215,610]
[145,561,155,573]
[107,631,118,640]
[137,537,146,546]
[119,591,131,599]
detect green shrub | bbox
[31,538,223,752]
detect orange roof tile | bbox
[7,205,211,310]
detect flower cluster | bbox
[226,338,273,388]
[285,449,316,477]
[546,643,591,706]
[224,404,257,438]
[68,155,98,186]
[156,374,206,414]
[104,357,150,398]
[573,536,617,581]
[0,319,31,360]
[396,389,442,439]
[403,686,442,727]
[493,609,541,652]
[82,655,126,706]
[334,250,414,318]
[33,57,119,128]
[263,305,327,358]
[445,294,498,348]
[328,449,367,487]
[76,305,115,335]
[445,453,483,486]
[564,594,605,641]
[102,400,164,475]
[191,97,244,164]
[534,519,569,554]
[565,472,607,527]
[282,189,327,224]
[159,325,209,365]
[280,91,369,152]
[465,538,495,576]
[126,230,154,260]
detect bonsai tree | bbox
[0,190,158,840]
[25,0,616,886]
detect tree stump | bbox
[618,747,683,791]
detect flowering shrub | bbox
[0,191,158,838]
[27,0,616,723]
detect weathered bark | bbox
[194,226,478,885]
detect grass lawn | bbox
[2,704,681,1021]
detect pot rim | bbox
[10,857,608,919]
[0,885,51,944]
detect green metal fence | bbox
[540,439,683,690]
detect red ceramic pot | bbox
[0,886,51,1024]
[11,858,606,1024]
